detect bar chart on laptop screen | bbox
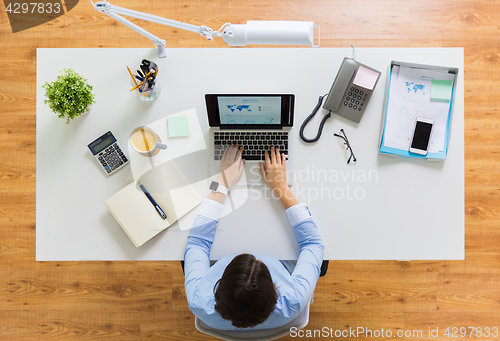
[218,96,282,124]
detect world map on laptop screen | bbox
[218,96,282,125]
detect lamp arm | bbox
[92,0,319,57]
[93,1,220,45]
[105,11,166,47]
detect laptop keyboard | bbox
[214,131,288,161]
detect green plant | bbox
[43,69,95,124]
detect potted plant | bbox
[43,69,96,124]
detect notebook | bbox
[105,158,202,247]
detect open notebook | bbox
[105,158,202,247]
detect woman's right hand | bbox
[259,147,288,192]
[259,147,298,209]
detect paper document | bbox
[383,66,455,153]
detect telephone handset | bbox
[322,58,359,113]
[299,57,381,143]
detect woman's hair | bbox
[214,253,278,328]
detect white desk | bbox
[36,48,464,261]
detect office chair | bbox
[194,297,312,341]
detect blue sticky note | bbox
[168,116,189,137]
[431,79,453,101]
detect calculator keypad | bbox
[343,87,369,112]
[97,142,129,175]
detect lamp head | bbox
[222,21,318,47]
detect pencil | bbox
[130,82,143,92]
[127,66,138,87]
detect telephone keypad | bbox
[344,86,370,112]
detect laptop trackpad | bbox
[243,163,265,185]
[240,163,293,186]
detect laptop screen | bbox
[206,94,294,129]
[218,96,282,125]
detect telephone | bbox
[299,57,382,143]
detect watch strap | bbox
[217,184,229,195]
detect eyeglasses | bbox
[334,129,357,164]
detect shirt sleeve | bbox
[184,199,223,303]
[285,203,324,309]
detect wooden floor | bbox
[0,0,498,340]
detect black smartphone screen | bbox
[411,121,433,151]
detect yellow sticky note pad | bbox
[431,79,453,102]
[168,116,189,137]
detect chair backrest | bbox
[194,299,311,341]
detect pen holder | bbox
[130,78,161,102]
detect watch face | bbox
[209,181,219,191]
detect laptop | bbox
[206,94,295,186]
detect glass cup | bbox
[130,78,161,102]
[129,126,167,157]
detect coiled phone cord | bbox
[299,94,332,143]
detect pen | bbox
[137,181,167,220]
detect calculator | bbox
[88,131,129,176]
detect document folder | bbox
[378,61,459,160]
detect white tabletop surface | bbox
[36,47,464,261]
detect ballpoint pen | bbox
[137,181,167,220]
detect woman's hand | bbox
[259,147,298,209]
[259,146,288,192]
[217,144,245,189]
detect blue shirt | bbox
[184,199,324,330]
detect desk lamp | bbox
[91,0,320,58]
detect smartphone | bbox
[409,117,434,155]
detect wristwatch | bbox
[209,181,229,195]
